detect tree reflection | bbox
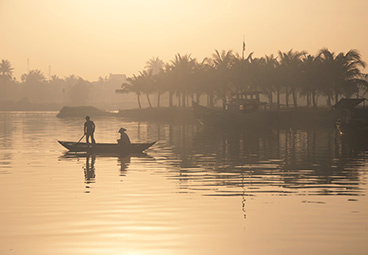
[158,123,368,197]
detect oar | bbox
[77,134,85,144]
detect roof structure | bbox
[333,98,365,110]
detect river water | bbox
[0,111,367,255]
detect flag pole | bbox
[241,36,245,92]
[242,35,245,60]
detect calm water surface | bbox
[0,112,367,255]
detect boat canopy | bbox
[333,98,365,110]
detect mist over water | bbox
[0,112,368,255]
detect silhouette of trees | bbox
[68,78,91,106]
[145,57,164,75]
[170,54,197,107]
[2,48,366,110]
[210,50,235,108]
[277,49,306,108]
[116,74,143,109]
[0,59,14,80]
[0,59,14,101]
[21,69,46,85]
[116,48,367,110]
[319,49,367,105]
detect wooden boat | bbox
[58,140,156,154]
[192,91,275,129]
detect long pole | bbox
[77,134,85,143]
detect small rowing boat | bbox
[58,141,156,154]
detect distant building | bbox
[108,74,126,82]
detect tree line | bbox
[117,48,368,109]
[0,60,127,109]
[1,48,367,110]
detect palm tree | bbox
[0,59,14,101]
[210,50,235,108]
[300,54,323,107]
[319,48,367,104]
[138,69,155,108]
[145,57,166,107]
[231,52,255,93]
[278,49,306,108]
[258,54,279,107]
[170,54,197,107]
[192,58,212,104]
[145,57,165,75]
[0,59,14,80]
[116,74,143,109]
[21,69,46,85]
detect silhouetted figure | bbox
[84,154,96,182]
[84,116,96,145]
[117,127,131,145]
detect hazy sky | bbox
[1,0,368,81]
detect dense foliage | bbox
[1,48,367,110]
[118,49,368,109]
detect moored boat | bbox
[192,91,275,129]
[58,140,156,154]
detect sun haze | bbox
[1,0,368,80]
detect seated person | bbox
[117,128,131,145]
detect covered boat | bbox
[192,91,275,129]
[58,141,156,154]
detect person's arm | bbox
[92,121,95,132]
[84,122,87,134]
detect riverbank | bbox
[117,107,197,123]
[56,106,114,118]
[55,106,339,128]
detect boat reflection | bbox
[60,152,151,184]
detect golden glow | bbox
[2,0,368,80]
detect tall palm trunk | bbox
[268,91,273,106]
[222,94,226,110]
[169,91,173,107]
[292,90,298,108]
[136,93,142,109]
[208,92,214,108]
[157,91,160,108]
[277,89,280,110]
[146,94,152,108]
[306,93,310,107]
[196,93,200,103]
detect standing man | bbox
[84,116,96,145]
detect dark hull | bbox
[192,102,275,129]
[58,141,156,154]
